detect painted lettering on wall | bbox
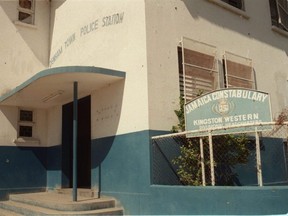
[80,20,98,36]
[49,12,125,67]
[95,104,119,122]
[102,13,124,27]
[49,46,63,66]
[65,33,76,48]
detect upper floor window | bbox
[269,0,288,32]
[178,38,256,102]
[221,0,245,10]
[207,0,248,19]
[18,0,35,25]
[178,38,219,102]
[223,51,255,89]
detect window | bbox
[269,0,288,31]
[223,51,255,89]
[221,0,244,10]
[178,38,218,102]
[20,110,33,121]
[178,38,256,102]
[18,109,33,138]
[19,126,33,137]
[18,0,35,25]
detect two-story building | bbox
[0,0,288,214]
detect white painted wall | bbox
[146,0,288,131]
[0,0,50,146]
[91,80,125,138]
[47,106,62,146]
[0,106,47,146]
[0,106,18,146]
[0,0,50,67]
[1,0,288,145]
[49,0,148,138]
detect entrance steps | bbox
[0,190,124,215]
[54,188,99,198]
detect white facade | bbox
[1,1,288,214]
[0,0,287,145]
[145,0,288,130]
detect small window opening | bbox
[18,0,35,25]
[19,126,33,137]
[221,0,245,10]
[18,109,34,138]
[20,110,33,122]
[269,0,288,32]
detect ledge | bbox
[14,21,37,29]
[14,137,40,146]
[207,0,249,19]
[271,26,288,38]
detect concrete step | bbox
[9,192,115,211]
[0,200,123,215]
[0,207,23,216]
[54,188,98,198]
[0,192,124,215]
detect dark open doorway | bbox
[62,95,91,188]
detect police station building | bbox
[0,0,288,215]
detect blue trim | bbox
[0,66,126,103]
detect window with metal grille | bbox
[221,0,245,10]
[18,0,35,25]
[178,38,256,103]
[223,52,255,89]
[178,38,218,102]
[18,109,34,137]
[20,110,33,122]
[269,0,288,31]
[19,126,33,137]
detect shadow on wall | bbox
[91,80,125,165]
[181,0,288,51]
[0,106,48,199]
[0,1,50,67]
[0,106,18,139]
[50,0,66,45]
[90,79,126,191]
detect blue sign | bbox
[185,89,272,137]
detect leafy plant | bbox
[171,97,250,186]
[171,97,185,132]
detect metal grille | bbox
[151,122,288,186]
[278,0,288,30]
[224,51,254,89]
[180,37,218,102]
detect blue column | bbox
[73,81,78,201]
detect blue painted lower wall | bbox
[1,130,288,215]
[0,144,62,200]
[0,146,47,200]
[46,145,62,189]
[106,185,288,215]
[91,130,288,215]
[91,130,152,193]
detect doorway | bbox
[62,96,91,188]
